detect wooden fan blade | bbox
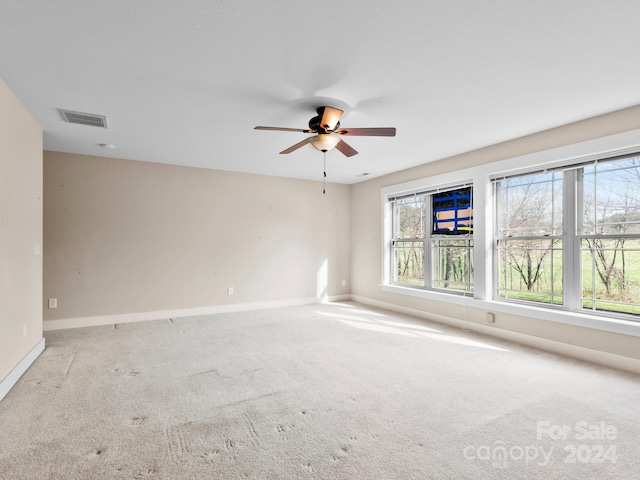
[280,138,310,154]
[255,126,313,133]
[335,127,396,137]
[319,107,344,131]
[335,139,358,157]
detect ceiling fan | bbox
[254,106,396,157]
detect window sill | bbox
[380,284,640,338]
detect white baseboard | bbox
[351,295,640,375]
[43,295,351,331]
[0,338,45,402]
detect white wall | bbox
[43,152,350,327]
[0,78,44,399]
[351,105,640,371]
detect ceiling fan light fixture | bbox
[309,134,340,152]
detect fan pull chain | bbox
[323,151,327,194]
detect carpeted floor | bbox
[1,302,639,479]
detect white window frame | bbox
[389,186,474,294]
[381,128,640,338]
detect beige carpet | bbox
[1,301,639,479]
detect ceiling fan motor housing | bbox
[309,114,339,133]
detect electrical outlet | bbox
[48,298,57,309]
[486,312,495,323]
[341,280,346,287]
[227,287,234,295]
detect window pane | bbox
[393,241,425,286]
[497,172,563,237]
[395,195,426,238]
[432,239,473,292]
[581,238,640,316]
[497,238,563,304]
[582,157,640,235]
[432,187,473,235]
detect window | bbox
[581,157,640,315]
[494,154,640,317]
[391,194,426,286]
[390,186,474,294]
[495,171,563,305]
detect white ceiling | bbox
[2,1,640,184]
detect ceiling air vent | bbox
[58,109,108,128]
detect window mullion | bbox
[563,169,581,310]
[425,196,432,288]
